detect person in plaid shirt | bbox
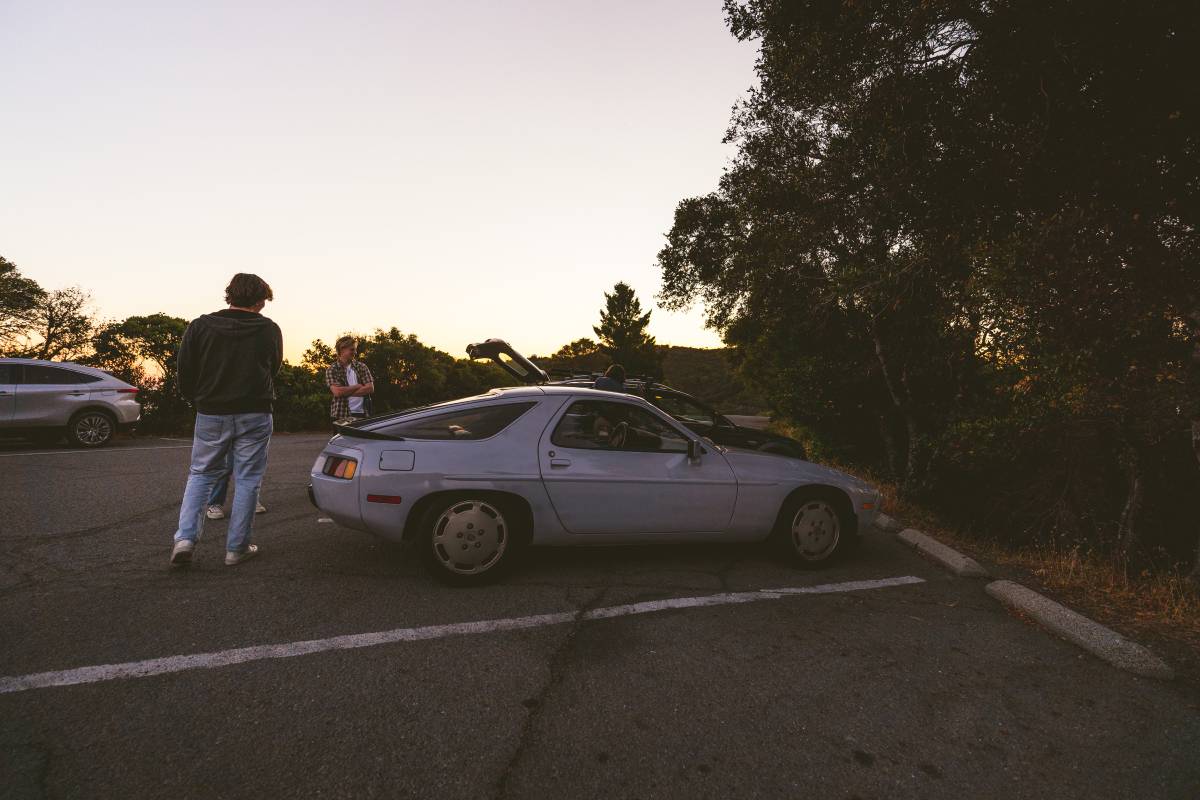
[325,336,375,424]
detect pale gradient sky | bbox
[1,1,755,362]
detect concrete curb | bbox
[986,580,1174,680]
[897,528,990,578]
[873,512,904,533]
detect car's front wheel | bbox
[773,490,855,568]
[67,410,116,447]
[419,496,521,586]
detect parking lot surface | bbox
[1,434,1198,798]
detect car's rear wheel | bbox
[68,410,115,447]
[419,496,520,586]
[773,490,854,568]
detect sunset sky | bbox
[1,1,756,362]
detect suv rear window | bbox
[366,402,536,441]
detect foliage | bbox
[10,286,97,361]
[659,1,1200,576]
[88,314,191,432]
[532,338,610,377]
[0,256,46,354]
[593,282,662,377]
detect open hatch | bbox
[466,339,549,385]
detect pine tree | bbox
[592,282,661,377]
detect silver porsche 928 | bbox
[309,386,881,585]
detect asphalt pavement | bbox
[1,433,1198,799]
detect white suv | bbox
[0,359,141,447]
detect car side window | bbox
[368,402,535,440]
[20,365,88,385]
[0,364,14,384]
[552,400,690,453]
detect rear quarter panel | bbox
[348,397,569,543]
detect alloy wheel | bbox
[431,500,508,575]
[790,500,841,561]
[75,414,113,446]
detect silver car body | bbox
[0,358,141,430]
[310,386,880,546]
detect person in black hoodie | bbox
[170,273,283,567]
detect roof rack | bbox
[547,370,677,393]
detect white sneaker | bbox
[255,501,267,514]
[170,539,195,566]
[206,505,226,520]
[225,544,259,566]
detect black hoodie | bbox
[177,309,283,415]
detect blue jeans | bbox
[207,450,233,506]
[174,413,273,553]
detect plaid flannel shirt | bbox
[325,359,375,420]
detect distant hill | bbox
[658,346,769,416]
[531,343,770,416]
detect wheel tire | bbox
[419,495,524,586]
[772,489,856,569]
[67,410,116,448]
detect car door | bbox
[0,364,15,423]
[538,398,737,534]
[12,364,92,427]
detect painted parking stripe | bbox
[0,575,924,695]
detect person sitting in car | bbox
[590,404,661,451]
[592,364,625,393]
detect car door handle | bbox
[550,458,571,468]
[68,391,87,396]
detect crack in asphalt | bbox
[492,586,610,800]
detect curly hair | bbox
[224,273,274,308]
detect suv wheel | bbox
[68,411,116,447]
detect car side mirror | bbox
[687,439,702,462]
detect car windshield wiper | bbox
[333,423,405,441]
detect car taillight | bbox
[118,388,139,394]
[323,456,358,479]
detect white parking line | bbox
[0,444,193,458]
[0,576,924,695]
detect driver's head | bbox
[592,413,612,441]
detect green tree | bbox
[89,314,190,431]
[593,282,661,377]
[660,1,1200,577]
[534,337,609,376]
[301,339,335,373]
[19,287,97,361]
[0,255,46,354]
